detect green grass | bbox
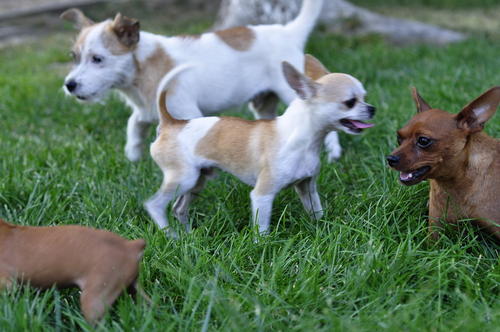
[1,11,499,332]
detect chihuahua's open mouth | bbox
[399,166,431,185]
[340,119,374,133]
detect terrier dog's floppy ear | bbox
[456,86,500,133]
[282,61,318,100]
[304,54,330,81]
[111,13,140,48]
[411,87,432,113]
[60,8,94,29]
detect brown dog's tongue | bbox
[350,120,374,129]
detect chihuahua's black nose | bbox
[65,80,77,92]
[367,105,376,117]
[386,155,400,167]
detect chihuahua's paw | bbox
[125,144,144,162]
[324,132,342,162]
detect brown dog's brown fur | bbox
[389,87,500,241]
[0,219,146,324]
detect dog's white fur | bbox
[145,57,375,237]
[61,0,343,163]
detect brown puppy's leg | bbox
[249,91,279,120]
[80,278,124,324]
[428,219,442,242]
[0,275,12,291]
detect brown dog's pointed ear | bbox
[456,86,500,133]
[411,87,432,113]
[111,13,140,48]
[282,61,318,100]
[60,8,94,29]
[304,54,330,81]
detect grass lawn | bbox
[0,3,499,331]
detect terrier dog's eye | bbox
[69,51,79,63]
[91,55,103,64]
[343,98,356,108]
[416,136,432,148]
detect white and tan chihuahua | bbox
[145,55,375,237]
[60,0,343,163]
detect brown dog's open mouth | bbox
[399,166,431,185]
[340,119,374,133]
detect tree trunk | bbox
[214,0,465,45]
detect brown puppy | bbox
[387,87,500,241]
[0,218,146,324]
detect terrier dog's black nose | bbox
[65,80,77,92]
[367,105,376,117]
[386,155,400,167]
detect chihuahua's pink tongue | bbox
[400,172,412,181]
[350,120,374,129]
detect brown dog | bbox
[387,87,500,241]
[0,218,146,324]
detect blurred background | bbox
[1,0,499,48]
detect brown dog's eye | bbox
[397,135,403,145]
[416,136,432,148]
[344,98,356,108]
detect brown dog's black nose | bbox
[386,155,400,167]
[65,80,77,92]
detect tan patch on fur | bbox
[215,26,255,51]
[316,74,359,102]
[304,54,330,81]
[133,45,175,108]
[72,25,94,55]
[196,118,277,193]
[102,23,134,55]
[151,126,186,176]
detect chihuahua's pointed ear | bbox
[60,8,94,29]
[111,13,140,48]
[411,87,432,113]
[456,86,500,133]
[304,54,330,81]
[282,61,318,100]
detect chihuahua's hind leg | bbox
[294,177,323,220]
[145,169,200,238]
[251,172,278,234]
[172,171,208,232]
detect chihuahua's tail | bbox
[285,0,324,49]
[156,63,196,126]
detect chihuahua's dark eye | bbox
[397,135,403,145]
[91,55,103,64]
[416,136,432,148]
[344,98,356,108]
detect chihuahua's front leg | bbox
[294,177,323,220]
[324,131,342,162]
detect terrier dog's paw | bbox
[125,144,143,162]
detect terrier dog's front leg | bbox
[324,131,342,162]
[125,111,152,162]
[294,177,323,220]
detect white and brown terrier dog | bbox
[60,0,343,163]
[145,55,375,237]
[0,218,146,324]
